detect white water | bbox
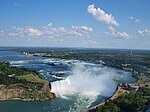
[51,62,117,98]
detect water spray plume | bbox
[51,62,117,97]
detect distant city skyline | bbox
[0,0,150,49]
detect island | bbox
[0,62,55,101]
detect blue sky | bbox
[0,0,150,49]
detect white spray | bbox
[51,62,119,97]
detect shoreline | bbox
[0,97,50,102]
[84,81,150,112]
[84,84,119,112]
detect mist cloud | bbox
[51,62,134,97]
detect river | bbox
[0,49,136,112]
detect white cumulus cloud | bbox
[138,29,150,36]
[0,23,93,39]
[71,25,93,33]
[43,24,93,37]
[0,30,4,33]
[107,26,130,38]
[0,30,5,37]
[128,16,140,23]
[27,27,43,36]
[87,4,119,26]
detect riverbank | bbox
[84,85,120,112]
[85,82,150,112]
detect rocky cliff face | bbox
[0,84,24,100]
[0,82,55,101]
[42,81,56,99]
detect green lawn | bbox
[16,74,47,84]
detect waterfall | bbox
[51,77,76,97]
[50,62,117,98]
